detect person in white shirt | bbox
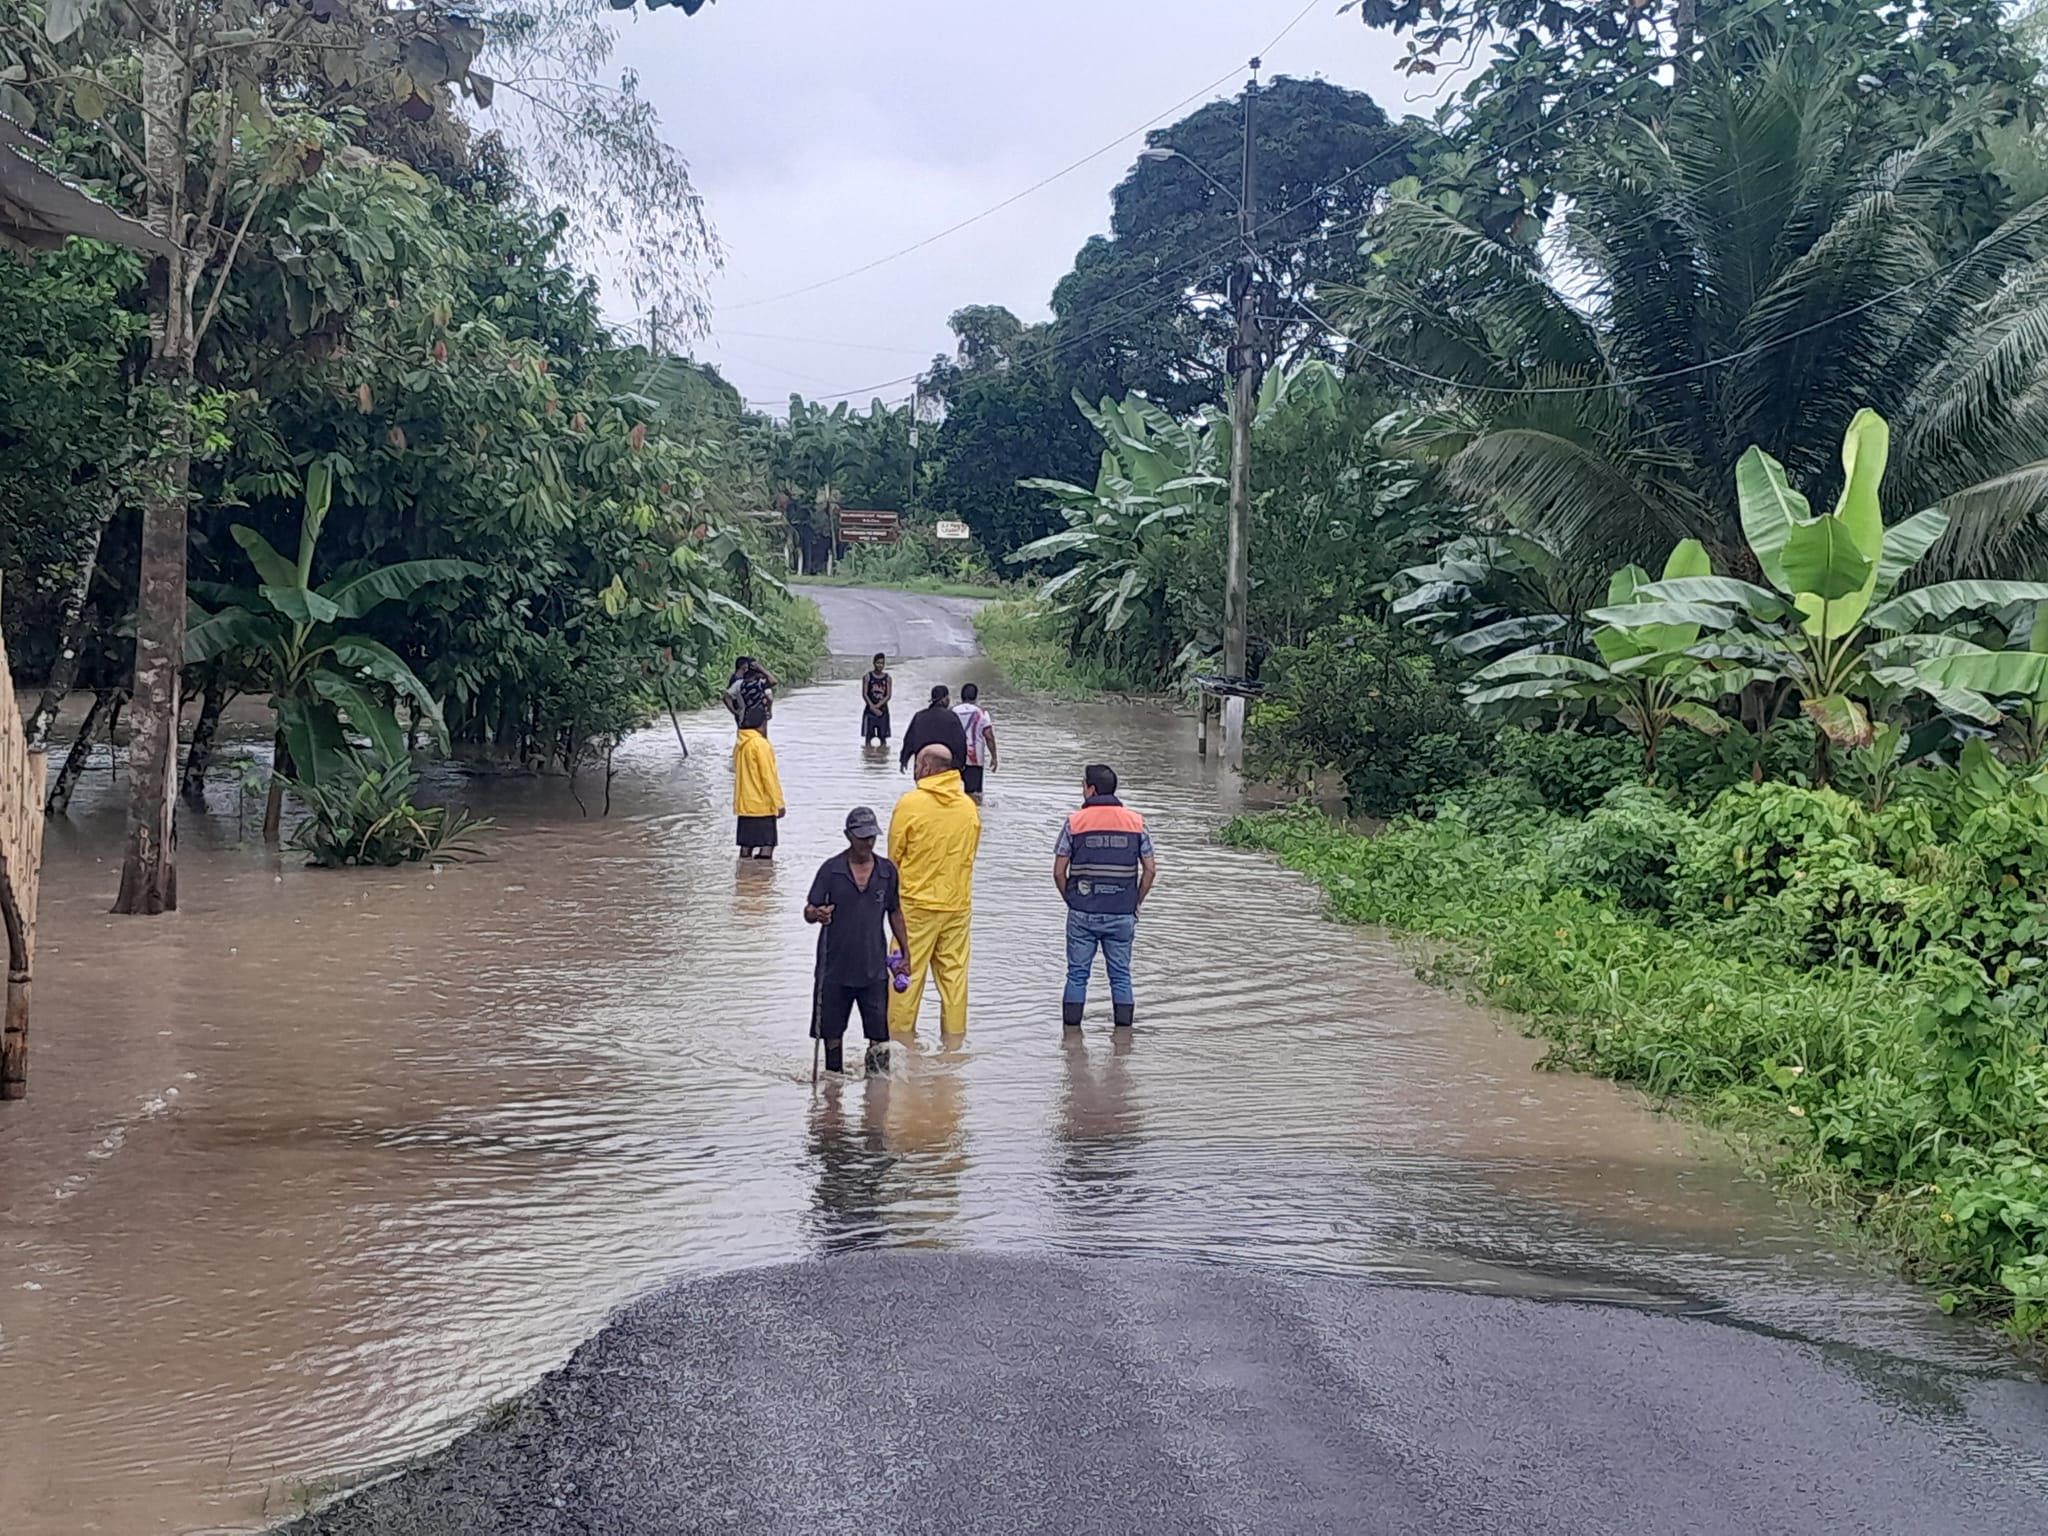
[952,682,998,798]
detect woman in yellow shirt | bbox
[732,704,787,860]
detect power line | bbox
[769,0,1782,405]
[717,0,1322,324]
[717,64,1248,314]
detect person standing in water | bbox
[887,745,981,1038]
[732,704,786,859]
[951,681,998,798]
[861,653,894,746]
[724,655,778,728]
[898,684,968,773]
[1053,762,1157,1029]
[804,806,911,1075]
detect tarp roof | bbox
[0,111,171,257]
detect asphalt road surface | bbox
[283,1252,2048,1536]
[800,582,988,658]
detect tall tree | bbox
[1050,75,1413,413]
[1347,47,2048,584]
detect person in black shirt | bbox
[861,652,893,745]
[898,684,968,773]
[804,805,911,1074]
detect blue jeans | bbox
[1064,909,1137,1007]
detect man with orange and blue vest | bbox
[1052,762,1158,1031]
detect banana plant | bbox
[1466,538,1744,778]
[1593,411,2048,771]
[185,461,482,838]
[1907,605,2048,762]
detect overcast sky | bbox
[604,0,1415,411]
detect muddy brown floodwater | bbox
[2,587,2040,1534]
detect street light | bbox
[1136,61,1261,769]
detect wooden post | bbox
[1,969,26,1101]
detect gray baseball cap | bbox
[844,806,882,839]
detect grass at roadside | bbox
[786,571,1011,600]
[973,600,1161,700]
[668,588,826,712]
[1223,801,2048,1345]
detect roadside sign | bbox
[934,519,971,541]
[836,509,900,545]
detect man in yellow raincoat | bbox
[732,704,786,859]
[886,744,981,1037]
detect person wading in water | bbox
[898,684,968,774]
[1053,762,1157,1030]
[731,704,786,860]
[951,681,998,798]
[861,652,894,746]
[805,806,910,1075]
[887,745,981,1038]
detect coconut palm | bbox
[1343,45,2048,585]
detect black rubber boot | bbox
[1062,1000,1083,1029]
[1112,1002,1134,1029]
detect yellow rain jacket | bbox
[732,729,785,817]
[887,769,982,911]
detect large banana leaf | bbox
[185,603,280,664]
[1866,580,2048,630]
[1919,649,2048,702]
[1831,409,1889,558]
[320,558,484,619]
[1801,693,1874,747]
[309,671,408,767]
[330,637,449,749]
[1782,513,1875,612]
[278,696,349,790]
[1632,576,1790,618]
[1735,445,1811,593]
[1663,537,1711,581]
[1669,701,1732,735]
[232,524,301,591]
[1586,599,1737,630]
[1871,507,1949,598]
[299,460,334,582]
[261,585,343,625]
[1444,615,1567,656]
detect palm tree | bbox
[1343,46,2048,585]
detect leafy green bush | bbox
[1249,617,1488,816]
[286,757,492,868]
[1493,726,1635,815]
[1547,786,1695,911]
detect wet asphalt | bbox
[281,1252,2048,1536]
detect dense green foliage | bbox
[1226,774,2048,1336]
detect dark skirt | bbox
[736,814,779,848]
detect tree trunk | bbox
[24,505,115,752]
[182,680,228,804]
[48,688,123,816]
[263,728,294,845]
[114,32,196,916]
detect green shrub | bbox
[1493,726,1636,815]
[286,757,492,868]
[1547,786,1695,911]
[1249,617,1488,816]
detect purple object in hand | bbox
[888,949,911,993]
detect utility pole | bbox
[1222,58,1261,769]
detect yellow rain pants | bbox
[890,903,972,1037]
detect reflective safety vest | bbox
[1062,795,1147,915]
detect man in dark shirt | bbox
[804,805,912,1074]
[899,684,968,773]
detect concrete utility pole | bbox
[1222,58,1261,769]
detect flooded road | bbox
[2,586,2041,1533]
